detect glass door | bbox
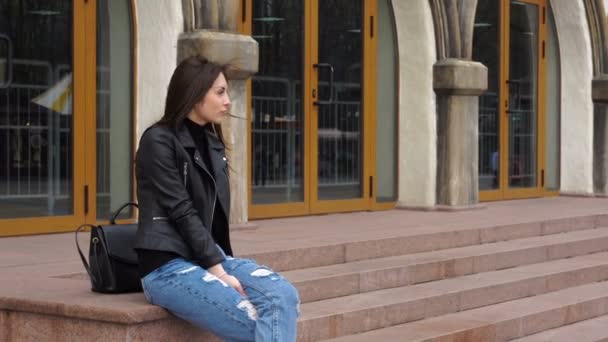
[310,0,374,213]
[477,0,546,201]
[248,0,376,217]
[0,0,89,235]
[248,0,308,217]
[506,0,539,190]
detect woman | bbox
[135,55,300,341]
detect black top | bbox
[137,119,227,278]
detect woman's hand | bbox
[219,273,247,297]
[208,264,246,297]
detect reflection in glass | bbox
[0,1,74,218]
[509,1,538,188]
[96,0,134,220]
[251,0,304,204]
[317,0,363,200]
[474,0,500,191]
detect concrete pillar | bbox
[434,58,487,207]
[593,75,608,194]
[178,1,258,225]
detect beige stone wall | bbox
[551,0,594,195]
[392,0,438,208]
[135,1,183,141]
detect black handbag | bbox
[75,202,142,293]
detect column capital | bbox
[433,58,488,96]
[177,30,258,80]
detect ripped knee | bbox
[237,299,258,321]
[250,267,281,281]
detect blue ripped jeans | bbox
[140,249,300,342]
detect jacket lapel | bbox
[177,124,230,217]
[176,125,213,176]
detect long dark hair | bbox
[157,55,227,144]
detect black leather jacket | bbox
[134,124,233,268]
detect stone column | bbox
[434,58,487,207]
[593,75,608,194]
[430,0,487,208]
[178,0,258,225]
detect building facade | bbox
[0,0,606,235]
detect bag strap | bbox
[110,202,139,224]
[75,224,98,283]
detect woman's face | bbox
[189,72,231,125]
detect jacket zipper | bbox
[195,156,217,228]
[183,162,188,186]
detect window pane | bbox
[0,1,74,218]
[96,0,133,220]
[317,0,364,200]
[251,0,304,204]
[546,4,560,190]
[474,0,500,190]
[376,0,397,202]
[508,2,538,188]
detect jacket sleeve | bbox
[136,129,224,268]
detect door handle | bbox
[0,33,13,89]
[313,63,334,105]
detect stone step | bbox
[247,215,606,271]
[297,251,608,341]
[286,227,608,303]
[4,212,608,341]
[512,314,608,342]
[322,280,608,341]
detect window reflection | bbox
[474,0,500,191]
[0,1,74,218]
[251,0,304,204]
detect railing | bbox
[0,59,70,213]
[479,105,499,188]
[251,76,361,190]
[508,107,537,186]
[95,66,111,203]
[478,92,537,188]
[0,60,112,214]
[317,80,360,186]
[251,76,300,191]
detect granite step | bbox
[4,213,608,341]
[247,215,606,272]
[285,227,608,303]
[297,251,608,341]
[512,314,608,342]
[322,280,608,341]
